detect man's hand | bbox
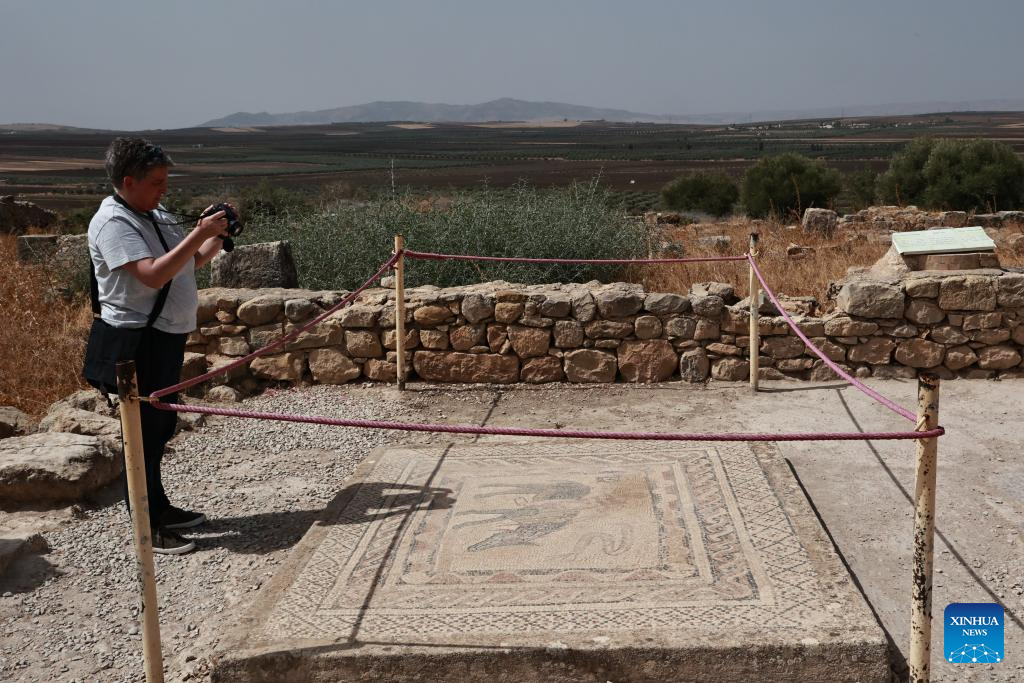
[196,205,229,240]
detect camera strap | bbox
[89,195,174,328]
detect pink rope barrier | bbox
[746,254,919,423]
[152,401,944,442]
[404,249,748,265]
[151,253,400,399]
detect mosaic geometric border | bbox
[256,442,835,643]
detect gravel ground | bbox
[0,384,436,682]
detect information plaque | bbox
[891,226,996,256]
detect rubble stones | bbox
[564,349,617,383]
[617,340,677,383]
[894,339,945,368]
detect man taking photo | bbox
[84,137,232,555]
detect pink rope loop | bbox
[404,249,748,265]
[747,254,917,422]
[153,401,944,442]
[151,253,400,399]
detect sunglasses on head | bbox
[142,144,165,160]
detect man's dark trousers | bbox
[122,327,186,529]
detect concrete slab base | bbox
[212,441,889,682]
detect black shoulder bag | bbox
[82,198,174,394]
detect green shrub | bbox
[242,179,648,290]
[740,153,841,218]
[876,137,937,205]
[921,139,1024,212]
[660,172,739,217]
[238,180,307,218]
[846,170,879,211]
[878,137,1024,211]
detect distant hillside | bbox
[200,98,673,127]
[200,97,1024,129]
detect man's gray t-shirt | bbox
[88,196,198,334]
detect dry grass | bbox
[0,235,91,417]
[631,218,1024,308]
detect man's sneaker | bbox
[161,506,207,530]
[151,527,195,555]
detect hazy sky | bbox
[2,0,1022,130]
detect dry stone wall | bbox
[186,272,1024,398]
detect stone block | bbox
[413,351,519,384]
[594,288,644,318]
[976,345,1022,370]
[345,330,383,358]
[339,305,379,328]
[584,320,633,339]
[996,273,1024,308]
[679,347,710,382]
[487,324,508,352]
[617,340,677,383]
[308,348,361,384]
[218,336,251,357]
[848,338,896,365]
[363,359,397,382]
[943,345,978,371]
[802,208,838,236]
[520,356,564,383]
[419,329,449,351]
[538,295,571,318]
[904,299,945,325]
[835,281,904,318]
[250,352,305,382]
[237,294,284,326]
[450,324,486,351]
[823,317,879,337]
[690,295,725,318]
[494,302,524,324]
[0,433,120,506]
[694,319,721,341]
[938,276,997,311]
[508,326,551,358]
[414,305,453,326]
[211,241,298,288]
[711,358,749,381]
[461,294,495,323]
[930,326,968,345]
[904,278,941,299]
[644,292,690,315]
[633,315,663,340]
[970,329,1011,345]
[664,316,697,339]
[570,291,597,322]
[894,339,944,368]
[762,337,805,360]
[382,328,419,351]
[563,349,617,383]
[286,318,344,351]
[284,298,318,322]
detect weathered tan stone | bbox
[795,318,826,337]
[962,312,1002,330]
[776,358,816,372]
[344,330,382,358]
[215,310,236,324]
[891,324,918,338]
[634,315,663,340]
[419,329,449,350]
[461,294,495,323]
[549,320,582,348]
[594,288,644,318]
[413,351,519,383]
[207,386,241,402]
[848,338,896,365]
[976,345,1022,370]
[248,323,284,350]
[871,365,918,380]
[938,276,997,311]
[520,356,564,383]
[943,345,978,371]
[285,298,318,322]
[495,290,527,303]
[802,208,838,236]
[563,349,617,383]
[711,358,749,381]
[217,336,251,357]
[595,339,621,349]
[286,319,344,351]
[487,324,508,352]
[236,295,283,326]
[251,352,305,381]
[823,317,879,336]
[494,302,524,324]
[0,433,121,506]
[414,305,453,326]
[664,317,696,339]
[508,326,551,358]
[930,326,969,345]
[694,319,720,340]
[584,320,633,339]
[450,324,487,351]
[644,292,690,315]
[570,291,597,322]
[758,317,790,335]
[894,339,944,368]
[363,359,397,382]
[1013,325,1024,346]
[904,278,941,299]
[382,328,419,351]
[996,273,1024,307]
[970,329,1011,345]
[762,337,805,359]
[617,340,677,383]
[338,305,379,328]
[904,299,945,325]
[705,343,742,356]
[721,308,749,333]
[538,295,571,318]
[690,295,725,318]
[810,338,846,362]
[835,281,904,318]
[219,324,247,336]
[679,347,710,382]
[308,348,361,384]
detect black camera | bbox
[201,202,244,238]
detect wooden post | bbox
[116,361,164,683]
[394,234,407,391]
[909,373,940,683]
[748,233,760,391]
